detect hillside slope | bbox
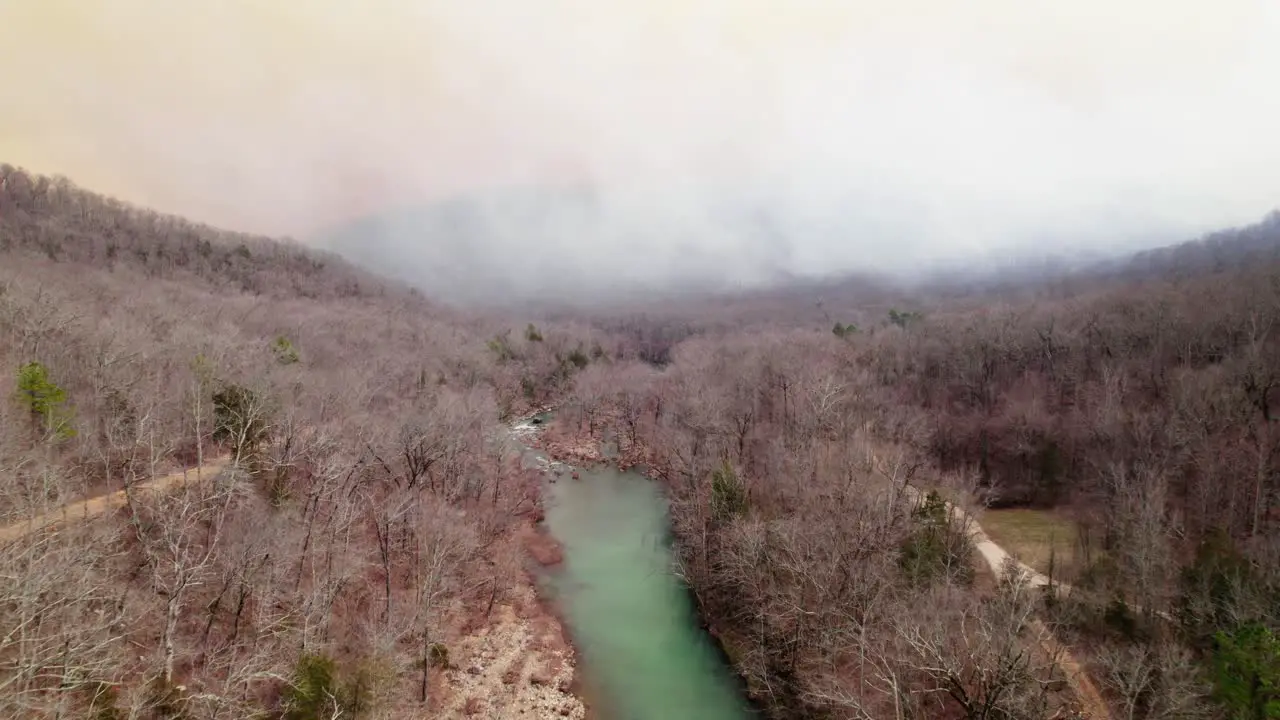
[0,164,597,719]
[536,212,1280,719]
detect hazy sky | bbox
[2,1,1278,292]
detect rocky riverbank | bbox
[437,578,584,719]
[434,412,585,719]
[528,413,661,475]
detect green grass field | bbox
[980,508,1081,578]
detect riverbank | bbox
[436,571,585,719]
[433,412,586,719]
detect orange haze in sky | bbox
[1,0,1278,240]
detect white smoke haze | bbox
[3,0,1279,303]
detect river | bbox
[511,416,755,720]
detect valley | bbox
[2,164,1279,719]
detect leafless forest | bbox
[2,164,1278,719]
[0,165,598,718]
[553,212,1280,718]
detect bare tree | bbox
[1095,641,1214,720]
[411,501,480,704]
[125,459,240,685]
[0,524,131,717]
[894,570,1062,720]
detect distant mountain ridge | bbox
[314,185,805,308]
[1100,208,1280,278]
[318,178,1278,309]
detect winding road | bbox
[904,485,1111,720]
[0,457,231,543]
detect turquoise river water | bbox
[514,420,754,720]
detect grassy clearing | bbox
[980,508,1080,578]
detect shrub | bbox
[281,653,389,720]
[487,332,517,363]
[887,308,923,328]
[427,642,450,669]
[282,654,343,720]
[710,460,748,524]
[899,491,974,586]
[212,382,271,458]
[567,347,590,369]
[14,361,76,439]
[271,335,300,365]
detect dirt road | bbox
[0,457,231,543]
[905,485,1112,720]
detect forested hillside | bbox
[546,211,1280,718]
[0,165,601,718]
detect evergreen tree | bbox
[15,361,75,439]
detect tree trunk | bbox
[164,593,181,683]
[419,626,440,705]
[1252,422,1269,536]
